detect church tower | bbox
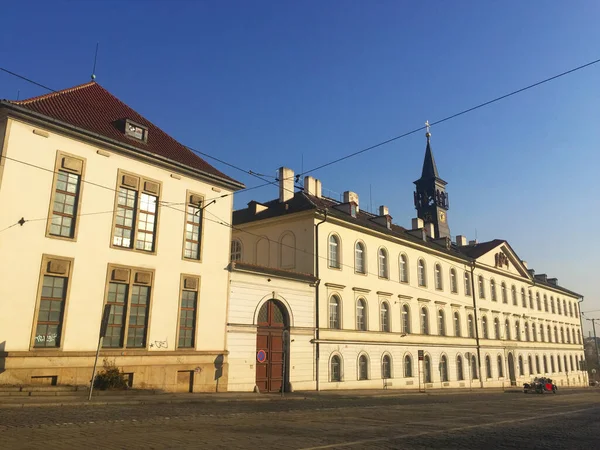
[413,122,450,239]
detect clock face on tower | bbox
[439,211,446,223]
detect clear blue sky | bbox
[2,1,599,331]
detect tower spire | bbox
[421,120,439,179]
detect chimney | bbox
[469,239,478,245]
[527,268,535,277]
[315,179,322,198]
[343,191,359,212]
[279,167,295,203]
[534,274,548,283]
[411,218,424,230]
[455,235,467,246]
[424,222,434,238]
[303,176,317,196]
[547,277,558,286]
[370,206,391,229]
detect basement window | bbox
[125,120,148,142]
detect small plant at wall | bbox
[94,358,129,390]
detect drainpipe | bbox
[470,262,484,388]
[578,296,590,384]
[314,210,327,391]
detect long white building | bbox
[229,132,587,392]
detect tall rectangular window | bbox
[103,266,153,349]
[47,153,84,240]
[33,256,72,348]
[183,193,203,260]
[112,171,161,253]
[178,276,199,348]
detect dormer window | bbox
[350,203,357,218]
[125,119,148,142]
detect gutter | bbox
[314,209,327,391]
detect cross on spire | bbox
[425,120,431,139]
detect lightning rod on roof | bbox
[91,42,99,81]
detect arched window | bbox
[574,303,578,317]
[504,319,511,340]
[382,355,392,379]
[551,355,555,373]
[528,355,533,375]
[515,321,521,341]
[540,325,545,342]
[577,330,582,345]
[543,295,548,312]
[471,355,478,380]
[482,316,489,339]
[230,239,243,262]
[404,354,413,377]
[554,327,558,343]
[330,355,341,382]
[464,272,472,296]
[400,254,409,283]
[279,232,296,268]
[501,282,507,304]
[380,302,390,332]
[423,355,432,383]
[435,264,443,290]
[551,297,555,314]
[536,293,541,310]
[560,327,565,343]
[558,354,562,372]
[557,299,562,315]
[524,322,529,342]
[440,355,449,382]
[485,355,492,379]
[402,305,411,334]
[438,309,446,336]
[490,279,497,301]
[563,299,567,316]
[421,307,429,335]
[497,355,504,378]
[329,295,340,329]
[378,248,388,278]
[358,354,369,380]
[566,328,571,344]
[494,318,500,340]
[418,259,427,287]
[518,355,524,376]
[569,302,573,317]
[532,323,537,342]
[535,355,540,374]
[467,314,474,338]
[511,285,517,306]
[543,355,548,374]
[354,242,366,274]
[521,288,527,308]
[450,268,458,293]
[547,325,552,343]
[478,275,485,298]
[529,291,534,309]
[454,312,461,337]
[564,355,568,373]
[328,235,340,269]
[356,298,367,331]
[457,355,464,381]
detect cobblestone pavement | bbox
[1,390,598,449]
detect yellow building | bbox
[0,82,243,391]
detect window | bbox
[382,355,392,379]
[450,268,458,293]
[482,316,489,339]
[355,242,366,274]
[33,256,72,348]
[328,235,340,269]
[329,295,340,329]
[103,266,153,348]
[528,355,533,375]
[378,248,389,278]
[569,355,574,371]
[112,171,161,253]
[494,318,500,340]
[547,325,552,343]
[544,295,548,312]
[498,355,504,377]
[536,293,541,311]
[404,354,413,377]
[454,312,461,337]
[566,328,571,344]
[464,272,472,296]
[440,355,449,382]
[457,355,464,381]
[535,355,540,374]
[183,193,203,260]
[424,355,432,383]
[557,298,562,315]
[529,291,534,309]
[501,283,508,304]
[564,355,568,373]
[511,285,517,306]
[543,355,548,374]
[358,355,369,380]
[485,356,492,379]
[418,259,427,287]
[471,355,478,380]
[230,239,243,262]
[124,119,148,141]
[551,297,555,314]
[521,288,527,308]
[532,323,537,342]
[504,319,511,340]
[574,303,578,317]
[515,321,521,341]
[490,279,497,302]
[331,355,341,382]
[540,325,545,342]
[380,302,390,332]
[478,275,485,298]
[554,326,558,343]
[177,276,199,348]
[569,302,573,317]
[402,305,411,334]
[356,298,367,331]
[47,153,84,239]
[435,264,443,290]
[558,355,562,372]
[551,355,555,373]
[400,254,409,283]
[518,355,524,376]
[438,309,446,336]
[560,327,565,343]
[467,314,474,338]
[563,299,567,315]
[421,307,429,335]
[524,322,529,342]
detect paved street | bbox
[1,390,599,449]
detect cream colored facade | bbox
[0,87,242,392]
[231,168,587,391]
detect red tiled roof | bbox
[7,82,242,187]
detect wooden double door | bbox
[255,300,288,393]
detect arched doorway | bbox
[508,353,516,386]
[256,299,289,393]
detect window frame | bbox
[437,309,446,336]
[329,294,341,329]
[435,264,444,291]
[182,191,205,262]
[450,268,458,293]
[230,239,243,262]
[490,279,497,301]
[482,315,489,339]
[356,297,367,331]
[464,272,472,296]
[440,354,449,382]
[421,306,429,335]
[457,355,464,381]
[511,285,517,306]
[378,247,389,279]
[358,354,369,380]
[467,314,475,338]
[501,282,508,304]
[404,354,413,377]
[330,354,342,382]
[417,259,427,287]
[382,354,392,379]
[399,254,409,283]
[176,274,200,349]
[453,311,461,337]
[478,275,485,299]
[354,241,366,275]
[328,234,341,269]
[380,301,390,332]
[402,304,411,334]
